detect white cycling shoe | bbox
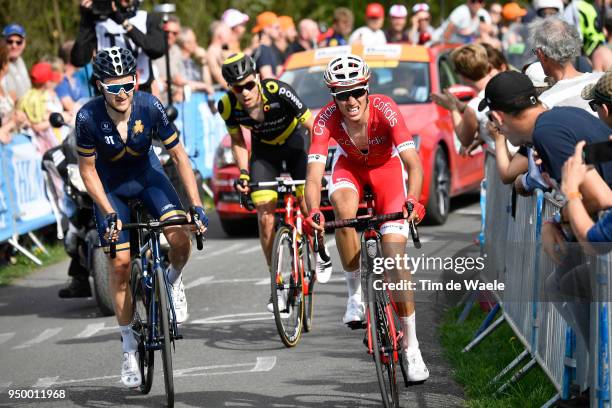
[121,351,142,388]
[315,247,333,283]
[342,296,365,324]
[267,289,288,313]
[169,276,188,324]
[402,347,430,382]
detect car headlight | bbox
[215,145,236,168]
[67,164,87,193]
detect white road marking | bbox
[75,323,106,339]
[209,278,261,285]
[190,312,273,325]
[13,328,63,350]
[33,377,59,388]
[237,245,261,255]
[195,243,245,260]
[0,332,15,345]
[0,382,12,393]
[48,357,276,386]
[455,207,481,216]
[184,276,215,290]
[254,278,269,286]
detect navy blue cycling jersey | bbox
[75,91,179,187]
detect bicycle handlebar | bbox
[109,217,204,258]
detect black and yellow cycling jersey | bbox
[217,78,312,146]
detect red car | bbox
[212,44,483,236]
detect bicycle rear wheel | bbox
[367,267,400,408]
[156,267,174,408]
[302,235,315,333]
[270,226,303,347]
[131,259,154,394]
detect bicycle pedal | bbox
[347,321,366,330]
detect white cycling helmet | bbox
[532,0,564,13]
[323,54,371,88]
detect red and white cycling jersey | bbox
[309,94,416,236]
[308,94,415,167]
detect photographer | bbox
[71,0,166,94]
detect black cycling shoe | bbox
[58,278,92,298]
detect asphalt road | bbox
[0,195,482,408]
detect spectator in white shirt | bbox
[349,3,387,47]
[441,0,492,44]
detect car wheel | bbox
[425,147,450,225]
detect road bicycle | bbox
[108,205,204,408]
[320,189,421,408]
[240,178,324,347]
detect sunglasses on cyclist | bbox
[6,39,23,46]
[332,86,369,102]
[100,80,136,95]
[232,81,258,93]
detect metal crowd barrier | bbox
[461,150,611,407]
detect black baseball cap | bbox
[478,71,539,112]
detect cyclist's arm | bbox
[305,108,331,213]
[78,155,115,215]
[229,128,249,172]
[167,143,202,207]
[399,148,423,199]
[305,162,325,213]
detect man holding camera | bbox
[71,0,166,94]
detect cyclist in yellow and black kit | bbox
[218,52,331,312]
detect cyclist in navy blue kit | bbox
[75,47,207,388]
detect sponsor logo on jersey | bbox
[372,97,399,127]
[313,104,337,136]
[133,120,144,134]
[279,87,303,110]
[101,121,112,133]
[154,99,170,126]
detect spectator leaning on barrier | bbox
[440,0,492,44]
[152,15,184,102]
[349,3,387,47]
[0,43,27,145]
[319,7,353,47]
[252,12,282,80]
[222,8,249,54]
[2,23,31,102]
[71,0,165,94]
[175,27,214,99]
[274,16,297,64]
[385,5,410,43]
[207,21,233,89]
[531,18,602,113]
[287,19,320,54]
[409,3,434,46]
[56,40,92,116]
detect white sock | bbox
[345,269,361,301]
[166,265,182,285]
[120,324,137,353]
[400,313,419,351]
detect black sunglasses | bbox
[333,87,368,102]
[6,39,23,46]
[232,81,258,93]
[589,99,605,112]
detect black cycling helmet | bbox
[93,46,137,80]
[221,52,256,85]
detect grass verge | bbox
[0,242,67,286]
[440,305,557,408]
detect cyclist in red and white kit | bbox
[304,54,429,381]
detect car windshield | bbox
[280,62,430,110]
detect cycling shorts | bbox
[94,161,185,253]
[249,126,309,205]
[330,148,409,237]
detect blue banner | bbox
[0,143,14,242]
[174,91,228,179]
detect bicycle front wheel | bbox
[156,267,174,408]
[270,226,303,347]
[367,271,400,408]
[131,259,154,394]
[302,235,315,333]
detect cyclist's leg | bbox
[285,126,310,215]
[329,155,364,322]
[250,149,280,267]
